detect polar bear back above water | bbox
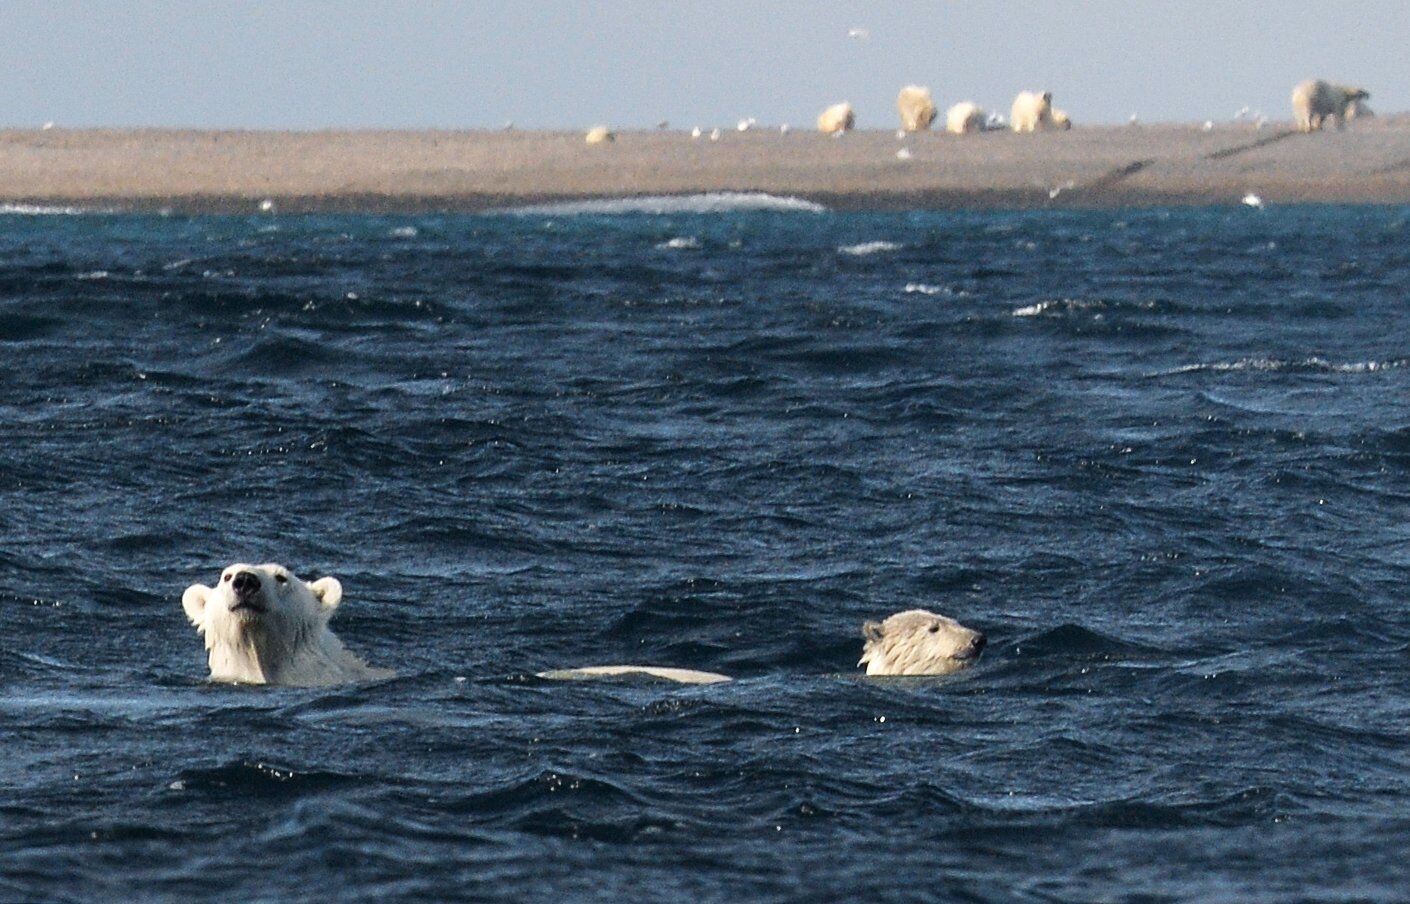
[859,609,986,676]
[1292,80,1369,132]
[182,563,392,686]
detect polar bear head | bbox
[858,609,987,676]
[182,562,350,684]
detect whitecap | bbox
[0,203,96,215]
[74,270,110,280]
[903,283,948,296]
[503,192,826,216]
[838,240,902,256]
[656,236,701,250]
[1012,298,1106,317]
[1153,357,1408,376]
[389,226,419,238]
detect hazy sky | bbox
[0,1,1404,129]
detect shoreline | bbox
[2,122,1410,213]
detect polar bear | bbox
[182,563,392,686]
[1291,80,1369,132]
[1010,90,1056,133]
[818,102,855,134]
[858,609,987,676]
[1051,109,1072,130]
[946,101,986,135]
[539,609,986,683]
[584,125,615,145]
[896,85,937,132]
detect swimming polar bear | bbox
[182,563,392,686]
[858,609,987,676]
[539,609,986,682]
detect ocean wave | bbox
[1153,357,1409,376]
[504,192,826,216]
[656,236,701,250]
[838,241,902,256]
[1012,298,1106,317]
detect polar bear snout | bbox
[228,570,266,612]
[956,632,987,660]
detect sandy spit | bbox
[2,120,1409,213]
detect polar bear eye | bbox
[275,573,288,584]
[222,573,232,582]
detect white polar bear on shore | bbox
[539,609,987,683]
[946,101,987,135]
[896,85,937,132]
[858,609,987,676]
[1051,109,1072,130]
[182,563,392,686]
[1010,91,1057,132]
[818,102,855,134]
[1291,80,1369,132]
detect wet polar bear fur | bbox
[858,609,987,676]
[183,563,392,686]
[1292,80,1369,132]
[540,609,986,683]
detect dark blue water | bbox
[3,201,1409,902]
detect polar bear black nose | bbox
[970,634,987,653]
[231,571,261,598]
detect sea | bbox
[2,196,1408,902]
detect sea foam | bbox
[504,192,826,216]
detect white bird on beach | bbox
[691,126,702,139]
[896,147,912,160]
[259,198,276,213]
[1242,192,1264,209]
[709,128,722,141]
[895,129,906,140]
[737,118,756,132]
[1128,113,1139,125]
[780,123,790,134]
[1202,120,1215,132]
[847,27,869,40]
[41,121,55,131]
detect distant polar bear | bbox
[1010,90,1057,132]
[859,609,987,676]
[1051,109,1072,130]
[946,101,987,134]
[182,563,392,686]
[584,125,615,145]
[896,85,937,132]
[1291,80,1369,132]
[818,101,855,134]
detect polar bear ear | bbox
[308,576,343,612]
[863,621,884,642]
[182,584,211,628]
